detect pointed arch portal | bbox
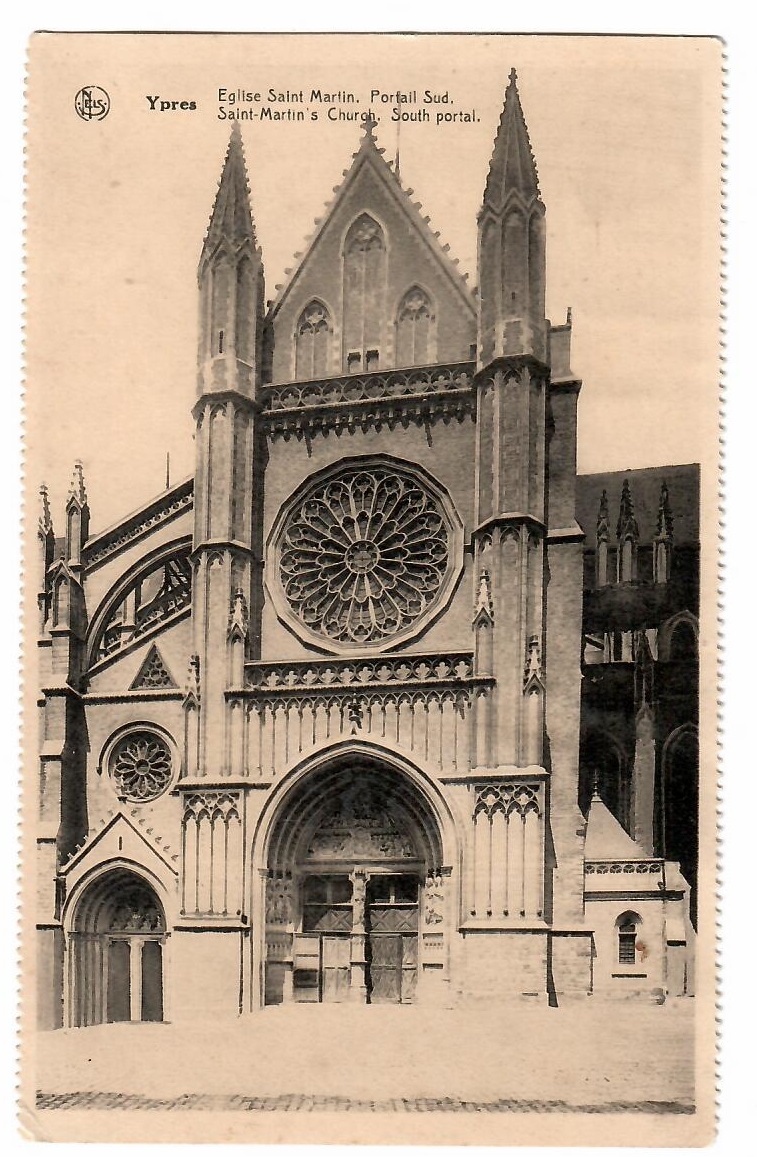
[261,753,448,1006]
[68,868,167,1027]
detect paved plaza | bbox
[31,1000,698,1135]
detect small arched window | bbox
[295,300,332,380]
[396,286,434,367]
[616,912,641,964]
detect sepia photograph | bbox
[21,32,721,1145]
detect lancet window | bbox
[342,214,386,372]
[294,300,332,380]
[395,286,434,367]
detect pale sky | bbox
[25,33,721,535]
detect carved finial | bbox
[524,634,542,686]
[363,109,378,137]
[591,770,601,802]
[597,489,610,543]
[566,306,572,325]
[184,653,200,702]
[229,588,249,637]
[68,461,88,507]
[473,569,494,623]
[656,480,673,539]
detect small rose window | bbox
[110,731,173,802]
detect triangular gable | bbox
[268,123,475,322]
[584,796,647,861]
[129,644,177,690]
[60,810,179,880]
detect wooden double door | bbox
[295,873,419,1004]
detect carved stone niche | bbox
[265,876,293,926]
[424,871,447,927]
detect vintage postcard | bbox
[21,32,721,1145]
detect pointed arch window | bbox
[395,286,434,367]
[342,213,386,372]
[295,300,332,381]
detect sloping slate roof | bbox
[584,795,647,860]
[576,464,700,547]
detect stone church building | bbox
[36,72,699,1028]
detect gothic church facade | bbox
[36,72,698,1028]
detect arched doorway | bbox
[262,755,446,1006]
[68,868,166,1027]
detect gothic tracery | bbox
[277,464,451,646]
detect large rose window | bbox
[275,462,459,649]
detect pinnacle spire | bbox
[597,489,610,542]
[617,479,638,540]
[199,125,258,275]
[67,461,88,508]
[39,484,53,536]
[656,480,673,539]
[483,68,540,209]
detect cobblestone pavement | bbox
[36,1091,694,1113]
[35,1001,696,1114]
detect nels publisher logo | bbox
[74,86,111,122]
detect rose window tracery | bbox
[110,732,173,802]
[277,465,453,646]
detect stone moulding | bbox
[584,860,664,874]
[260,361,476,439]
[242,651,480,695]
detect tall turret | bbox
[477,69,547,365]
[472,71,586,950]
[189,126,266,778]
[472,72,549,774]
